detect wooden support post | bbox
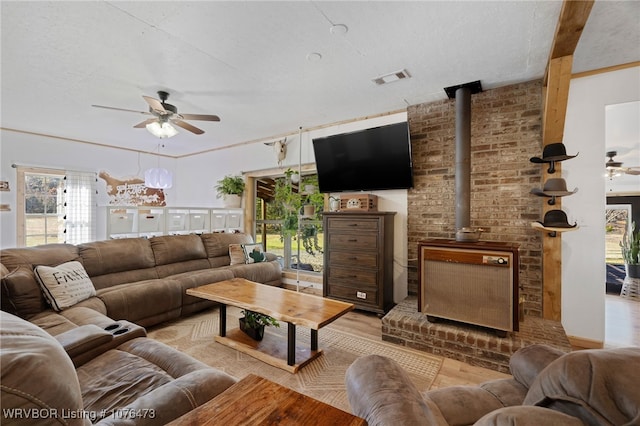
[539,0,593,322]
[244,176,254,235]
[541,56,574,321]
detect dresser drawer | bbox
[327,284,378,306]
[327,266,377,288]
[326,217,379,232]
[327,233,378,250]
[328,251,377,269]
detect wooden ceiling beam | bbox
[544,0,595,86]
[540,0,594,322]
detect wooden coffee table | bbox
[186,278,354,373]
[167,374,367,425]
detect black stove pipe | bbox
[455,86,471,232]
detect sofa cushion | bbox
[0,243,80,271]
[151,234,207,265]
[226,260,282,286]
[200,232,253,260]
[78,238,157,289]
[35,261,96,311]
[165,268,234,305]
[97,279,183,327]
[1,243,80,317]
[28,306,116,336]
[149,234,212,278]
[1,311,90,426]
[475,406,585,426]
[426,386,508,425]
[524,347,640,426]
[78,337,237,425]
[479,378,529,407]
[1,266,48,318]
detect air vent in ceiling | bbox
[372,69,411,85]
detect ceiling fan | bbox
[92,91,220,137]
[605,151,640,178]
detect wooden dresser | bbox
[323,211,395,315]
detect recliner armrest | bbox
[509,344,567,388]
[55,324,113,359]
[345,354,447,425]
[264,252,278,262]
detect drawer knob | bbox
[348,238,358,242]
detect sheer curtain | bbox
[64,170,97,244]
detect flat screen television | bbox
[312,122,413,193]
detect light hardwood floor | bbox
[605,294,640,348]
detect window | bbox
[253,172,324,274]
[17,167,97,247]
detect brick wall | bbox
[407,80,544,317]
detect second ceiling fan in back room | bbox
[605,151,640,179]
[92,90,220,138]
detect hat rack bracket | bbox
[529,144,579,238]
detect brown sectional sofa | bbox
[0,232,282,425]
[1,232,281,328]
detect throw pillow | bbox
[1,266,48,317]
[242,243,266,264]
[34,261,96,311]
[229,244,246,265]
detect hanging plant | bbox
[271,170,324,255]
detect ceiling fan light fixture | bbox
[146,121,178,138]
[144,167,173,189]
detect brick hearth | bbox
[382,297,572,374]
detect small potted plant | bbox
[215,175,245,208]
[239,310,280,341]
[620,221,640,279]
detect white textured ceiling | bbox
[1,1,639,158]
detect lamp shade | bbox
[146,121,178,138]
[144,168,173,189]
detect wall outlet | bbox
[356,291,367,299]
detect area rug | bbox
[148,307,443,413]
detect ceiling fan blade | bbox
[92,104,151,115]
[171,119,204,135]
[133,119,157,128]
[180,113,220,122]
[142,96,167,114]
[624,167,640,175]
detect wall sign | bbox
[99,171,166,206]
